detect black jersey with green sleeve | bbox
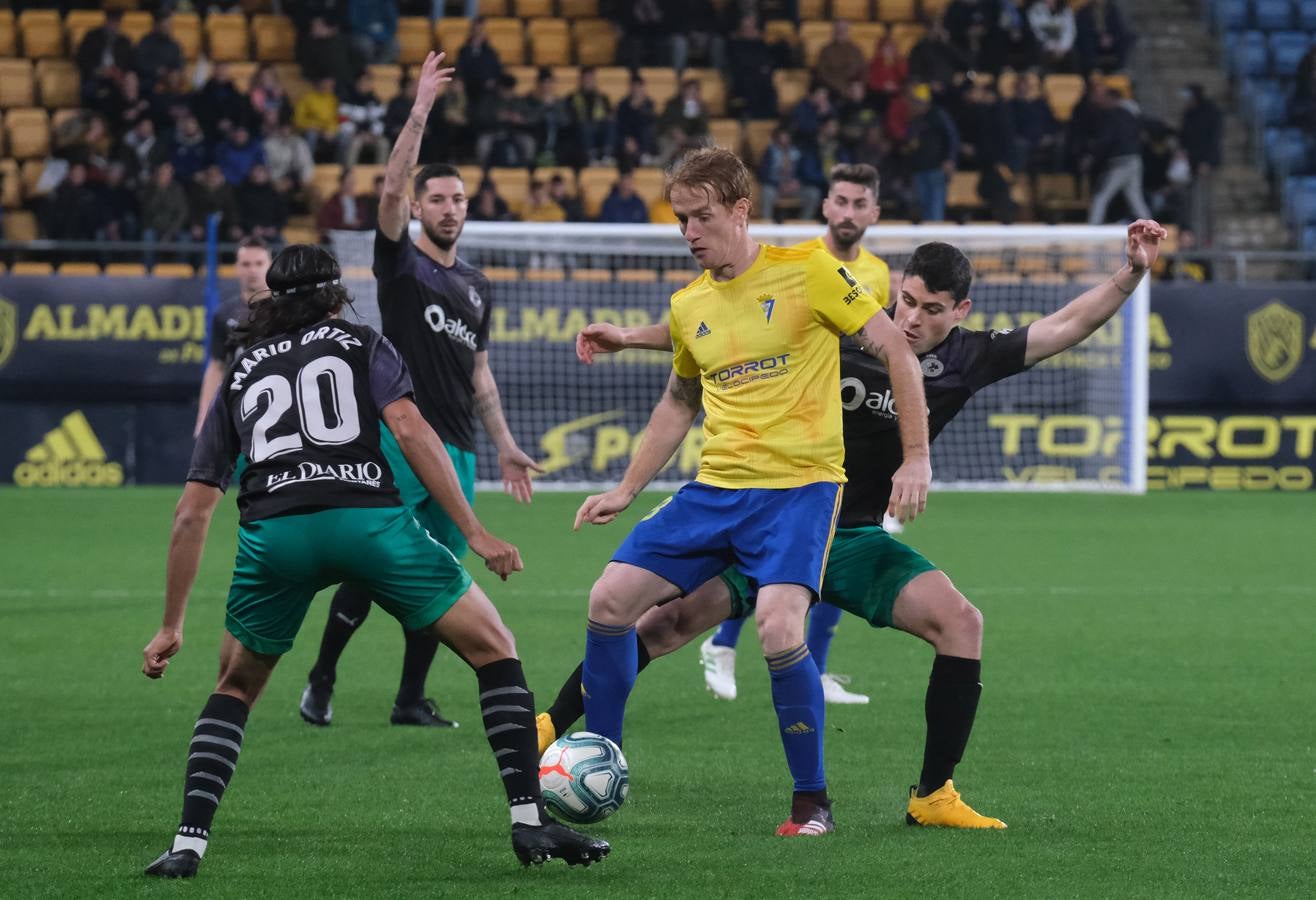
[188,318,414,524]
[373,226,492,453]
[838,325,1032,528]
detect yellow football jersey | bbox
[670,244,881,489]
[790,236,892,309]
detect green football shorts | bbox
[720,525,938,628]
[379,426,478,559]
[225,506,472,656]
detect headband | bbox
[268,277,341,298]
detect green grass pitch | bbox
[1,488,1313,899]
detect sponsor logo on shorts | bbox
[266,460,384,492]
[707,353,791,390]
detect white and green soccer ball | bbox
[538,731,630,824]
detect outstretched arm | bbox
[472,351,544,503]
[1025,219,1166,366]
[142,481,223,678]
[856,310,932,522]
[574,372,701,529]
[576,322,673,363]
[378,51,454,241]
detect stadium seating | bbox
[1043,74,1086,121]
[251,14,296,62]
[708,118,744,153]
[19,10,63,60]
[528,18,571,66]
[0,60,36,110]
[0,11,15,58]
[515,0,554,16]
[64,10,104,52]
[5,108,49,160]
[484,18,525,65]
[1302,0,1316,29]
[1269,32,1312,77]
[205,13,250,62]
[105,263,148,277]
[398,17,433,65]
[170,13,203,61]
[560,0,600,17]
[368,65,403,104]
[120,12,153,43]
[36,59,80,110]
[0,158,19,208]
[572,19,616,67]
[834,0,873,19]
[773,69,811,116]
[1254,0,1294,29]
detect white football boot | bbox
[699,636,737,700]
[820,673,870,705]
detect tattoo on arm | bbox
[855,333,888,363]
[669,373,703,409]
[473,387,497,418]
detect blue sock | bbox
[582,620,637,746]
[711,614,748,648]
[806,602,844,674]
[766,644,826,792]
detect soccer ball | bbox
[538,731,629,824]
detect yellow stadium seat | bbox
[457,165,484,191]
[21,18,64,60]
[283,225,320,245]
[833,0,871,19]
[799,21,832,67]
[532,164,576,187]
[572,19,616,66]
[435,18,470,56]
[1044,74,1086,121]
[479,0,511,14]
[595,67,631,106]
[36,60,79,110]
[980,272,1024,284]
[665,268,697,283]
[571,268,612,282]
[889,23,924,55]
[799,0,827,18]
[560,0,600,18]
[616,268,657,282]
[206,14,250,63]
[0,61,36,109]
[273,63,311,104]
[1105,73,1132,99]
[922,0,952,18]
[709,117,743,153]
[631,167,665,206]
[51,107,82,135]
[1027,272,1070,285]
[488,166,529,213]
[59,262,102,276]
[121,12,153,44]
[638,67,678,109]
[105,263,148,277]
[170,13,203,62]
[217,263,238,280]
[527,268,565,281]
[5,108,49,160]
[10,259,53,274]
[514,0,554,16]
[529,19,571,67]
[350,164,386,194]
[20,159,44,199]
[684,69,726,116]
[252,14,296,62]
[483,266,519,281]
[0,11,15,58]
[485,18,525,66]
[772,69,810,116]
[1014,254,1053,275]
[368,64,403,104]
[153,263,197,278]
[851,22,886,55]
[65,10,106,53]
[744,119,777,163]
[17,10,59,27]
[398,17,433,65]
[505,62,535,92]
[764,20,798,47]
[876,0,918,22]
[311,163,344,207]
[225,61,258,94]
[577,166,618,218]
[0,158,18,208]
[550,66,581,92]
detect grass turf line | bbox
[0,488,1312,899]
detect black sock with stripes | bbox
[476,657,546,827]
[172,693,249,857]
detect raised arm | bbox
[142,481,223,678]
[855,310,932,522]
[576,321,674,363]
[1024,219,1166,367]
[378,52,454,241]
[574,372,702,529]
[472,350,544,503]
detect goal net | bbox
[331,223,1148,494]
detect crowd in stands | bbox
[20,0,1250,256]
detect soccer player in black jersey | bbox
[542,219,1167,828]
[299,52,542,728]
[194,237,272,435]
[141,245,608,878]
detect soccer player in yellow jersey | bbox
[572,148,932,837]
[702,163,891,706]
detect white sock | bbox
[171,833,208,858]
[510,802,542,826]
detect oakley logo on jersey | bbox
[266,460,384,492]
[841,376,897,418]
[424,303,479,350]
[708,353,791,390]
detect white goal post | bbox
[332,222,1149,495]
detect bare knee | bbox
[931,592,982,657]
[636,603,683,658]
[756,604,805,655]
[450,617,517,669]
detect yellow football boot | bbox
[535,712,557,756]
[905,781,1007,829]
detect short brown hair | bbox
[664,147,753,207]
[237,235,271,255]
[829,163,880,201]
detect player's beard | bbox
[829,221,861,254]
[423,218,464,252]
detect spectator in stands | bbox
[566,68,616,167]
[189,163,243,242]
[1084,82,1151,223]
[468,178,513,222]
[1179,84,1221,247]
[727,13,779,120]
[522,179,566,223]
[298,15,365,95]
[1287,48,1316,129]
[615,73,658,168]
[759,126,822,222]
[868,35,909,114]
[347,0,400,64]
[293,77,341,161]
[1029,0,1076,71]
[147,68,196,137]
[852,124,891,173]
[548,174,588,222]
[75,10,133,88]
[316,169,372,234]
[599,171,650,224]
[907,19,969,96]
[815,20,866,98]
[216,126,265,186]
[1075,0,1133,74]
[523,68,571,166]
[1064,71,1107,172]
[262,110,315,199]
[943,0,995,71]
[804,117,852,188]
[384,77,418,142]
[839,78,882,152]
[171,115,211,184]
[134,12,184,89]
[359,174,384,230]
[959,77,1018,222]
[458,17,504,106]
[197,63,251,139]
[901,83,959,222]
[791,84,836,145]
[43,163,102,241]
[99,161,139,241]
[339,71,390,167]
[473,74,533,168]
[292,0,349,36]
[1008,69,1062,173]
[139,161,190,244]
[657,79,710,164]
[616,0,680,70]
[988,0,1040,74]
[236,164,287,243]
[117,117,168,184]
[249,65,293,127]
[430,77,471,161]
[106,70,152,138]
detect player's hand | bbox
[413,51,455,113]
[1125,219,1168,273]
[887,455,931,523]
[498,446,545,504]
[142,627,182,679]
[574,487,633,530]
[468,530,524,580]
[576,323,628,364]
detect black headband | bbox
[268,277,341,298]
